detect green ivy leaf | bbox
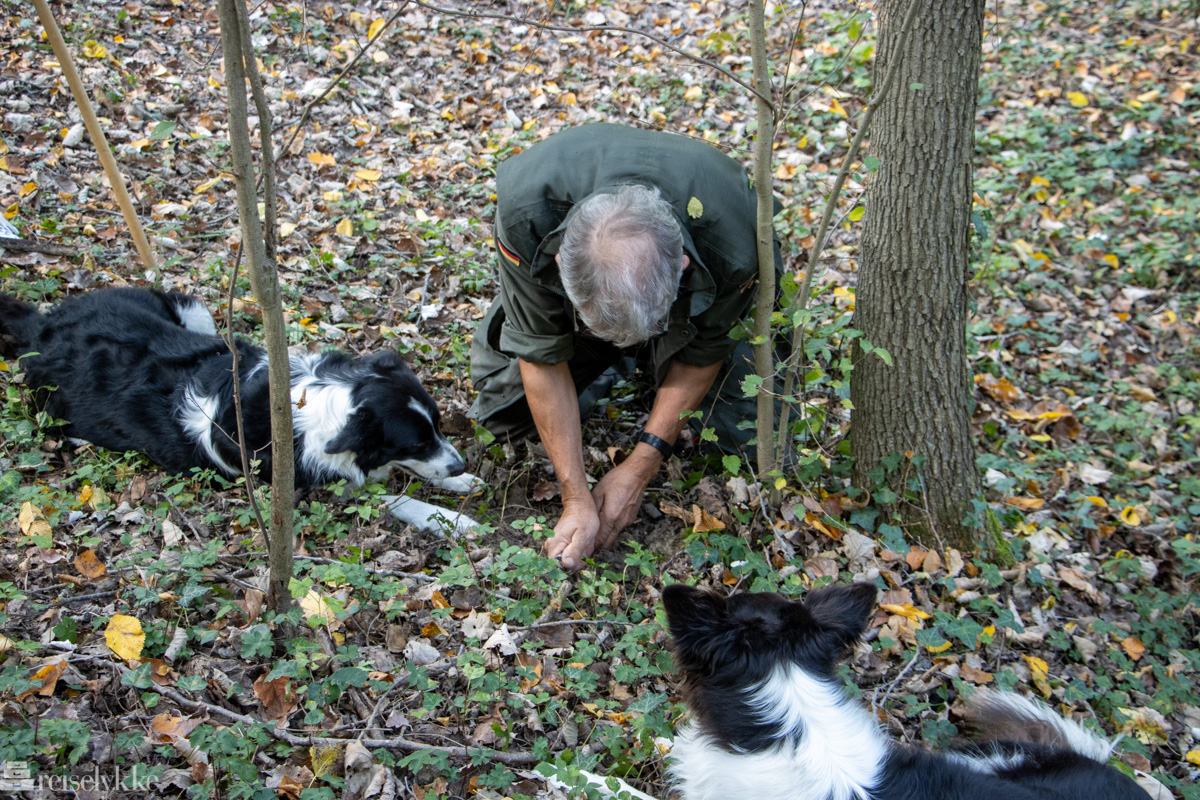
[150,120,176,140]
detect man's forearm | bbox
[632,359,723,471]
[518,359,592,503]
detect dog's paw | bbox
[382,495,479,537]
[428,472,485,495]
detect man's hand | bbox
[545,496,600,571]
[593,455,657,552]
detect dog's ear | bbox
[367,350,406,373]
[795,583,877,651]
[663,584,730,654]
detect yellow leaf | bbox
[323,189,343,202]
[1119,506,1142,527]
[78,486,93,506]
[848,206,865,222]
[371,50,389,63]
[1102,253,1120,268]
[1004,496,1044,510]
[310,743,344,778]
[279,221,297,238]
[82,40,107,59]
[336,218,353,236]
[687,197,703,219]
[1066,91,1089,107]
[18,502,51,539]
[367,17,386,39]
[683,85,703,102]
[1022,654,1052,697]
[774,477,787,491]
[300,590,336,625]
[19,181,37,197]
[355,168,382,181]
[1187,750,1200,766]
[1083,496,1108,508]
[828,98,849,117]
[880,603,931,621]
[105,614,146,661]
[193,175,226,193]
[307,151,336,167]
[925,640,952,653]
[1030,176,1051,187]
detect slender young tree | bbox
[219,0,296,609]
[850,0,986,550]
[748,0,777,481]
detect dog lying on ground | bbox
[662,583,1150,800]
[0,287,479,533]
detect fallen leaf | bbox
[1078,463,1113,485]
[530,481,559,502]
[880,603,931,621]
[17,660,67,700]
[73,549,107,580]
[106,615,146,661]
[254,675,298,722]
[299,590,337,626]
[1121,636,1145,662]
[693,505,725,533]
[1022,654,1052,697]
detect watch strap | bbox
[636,430,674,459]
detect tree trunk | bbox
[219,0,296,610]
[748,0,777,482]
[850,0,985,551]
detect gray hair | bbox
[558,185,685,348]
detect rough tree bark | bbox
[850,0,986,550]
[218,0,295,610]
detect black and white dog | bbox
[662,583,1150,800]
[0,287,478,533]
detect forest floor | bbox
[0,0,1197,798]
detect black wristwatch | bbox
[636,430,674,459]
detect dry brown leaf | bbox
[693,505,725,532]
[959,663,995,684]
[254,675,299,723]
[73,548,107,580]
[150,714,203,743]
[1121,636,1146,662]
[530,481,559,502]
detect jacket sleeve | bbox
[495,243,575,365]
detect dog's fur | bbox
[0,288,471,505]
[662,583,1150,800]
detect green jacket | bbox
[492,123,781,382]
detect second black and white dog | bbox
[663,583,1150,800]
[0,287,478,533]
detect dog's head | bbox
[663,583,878,751]
[321,351,466,484]
[663,583,877,682]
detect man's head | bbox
[558,185,685,348]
